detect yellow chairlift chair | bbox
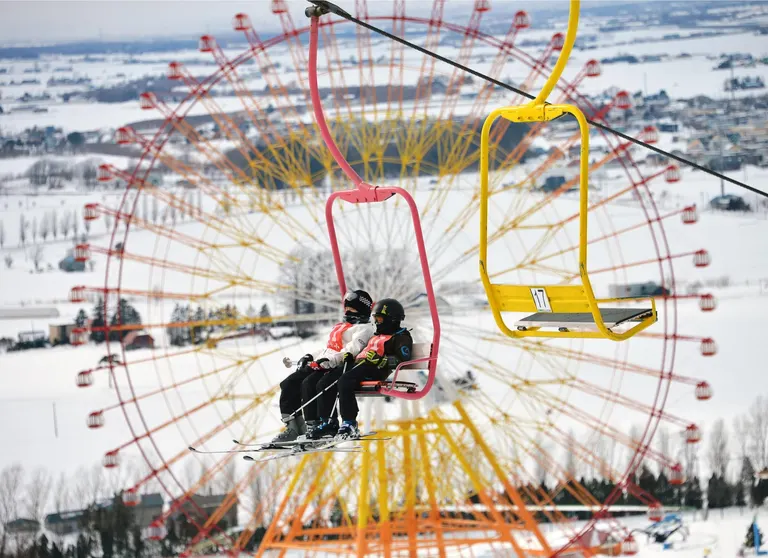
[478,0,656,341]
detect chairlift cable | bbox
[306,0,767,200]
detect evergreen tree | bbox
[110,298,142,341]
[259,303,271,328]
[745,520,764,548]
[637,465,658,498]
[755,479,768,507]
[707,474,721,509]
[90,297,106,343]
[656,471,674,506]
[683,476,704,509]
[736,477,747,507]
[75,308,88,327]
[131,525,145,558]
[38,534,51,558]
[191,306,206,344]
[740,456,756,506]
[51,542,64,558]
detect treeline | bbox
[166,303,272,346]
[87,298,142,343]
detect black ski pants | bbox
[316,365,345,421]
[338,361,390,422]
[279,365,324,421]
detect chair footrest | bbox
[356,380,418,396]
[515,308,653,330]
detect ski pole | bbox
[285,359,349,422]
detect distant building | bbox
[609,282,668,298]
[134,493,164,528]
[59,249,86,272]
[49,323,77,345]
[45,509,86,535]
[171,493,238,531]
[658,122,679,133]
[5,518,40,535]
[124,331,155,351]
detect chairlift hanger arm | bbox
[305,7,441,399]
[306,0,767,200]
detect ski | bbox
[243,441,363,463]
[192,432,391,458]
[188,446,256,455]
[234,431,388,449]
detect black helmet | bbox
[372,298,405,334]
[343,289,373,324]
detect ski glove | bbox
[363,350,387,369]
[316,358,332,369]
[341,352,355,365]
[297,354,313,368]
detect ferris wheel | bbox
[68,0,718,555]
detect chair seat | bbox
[515,308,653,330]
[356,380,418,397]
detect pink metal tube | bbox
[309,12,440,400]
[309,16,364,188]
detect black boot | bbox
[307,418,339,440]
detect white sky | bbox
[0,0,512,45]
[0,1,700,47]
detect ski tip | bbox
[232,439,240,445]
[188,446,197,452]
[243,455,254,461]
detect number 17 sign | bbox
[530,287,552,312]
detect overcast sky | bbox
[0,0,520,45]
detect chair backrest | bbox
[400,343,432,370]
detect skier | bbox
[308,298,413,440]
[271,290,375,444]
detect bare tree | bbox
[142,194,149,223]
[70,466,91,508]
[53,472,71,513]
[564,429,579,480]
[39,213,50,242]
[84,216,91,236]
[0,464,25,557]
[151,197,159,223]
[217,459,237,493]
[746,395,768,469]
[30,245,44,272]
[707,418,730,478]
[734,415,750,459]
[104,213,113,233]
[72,209,79,239]
[60,211,72,239]
[657,426,671,462]
[86,463,105,504]
[533,433,550,485]
[0,463,24,523]
[4,254,12,269]
[31,216,38,244]
[50,210,58,239]
[18,214,26,247]
[24,468,52,523]
[0,220,4,248]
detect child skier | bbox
[308,298,413,440]
[271,290,374,444]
